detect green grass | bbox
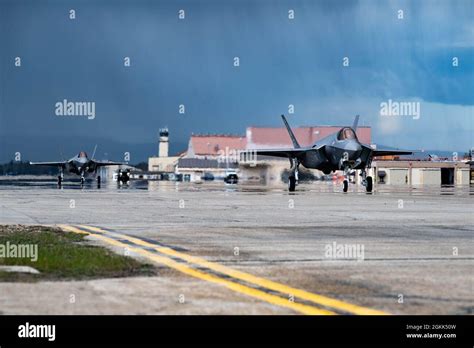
[0,225,156,282]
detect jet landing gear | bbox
[288,175,296,192]
[361,169,373,193]
[96,175,101,188]
[342,167,350,193]
[342,179,349,193]
[57,168,64,187]
[288,158,299,192]
[340,168,373,193]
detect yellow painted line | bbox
[58,224,334,315]
[78,224,388,315]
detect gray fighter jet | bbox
[256,115,412,192]
[30,148,126,185]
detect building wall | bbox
[374,161,470,186]
[177,167,229,182]
[411,168,422,185]
[457,168,470,185]
[422,169,441,185]
[159,140,169,157]
[148,156,180,172]
[388,168,409,185]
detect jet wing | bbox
[372,149,413,156]
[30,161,67,167]
[92,160,128,167]
[254,147,314,159]
[362,145,413,157]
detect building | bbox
[373,160,471,186]
[176,158,238,182]
[148,128,183,172]
[185,134,247,159]
[469,161,474,185]
[175,134,245,181]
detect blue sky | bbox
[0,0,472,162]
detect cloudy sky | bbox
[0,0,472,162]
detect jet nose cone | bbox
[345,141,362,152]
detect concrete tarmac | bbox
[0,180,472,315]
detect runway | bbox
[0,180,473,314]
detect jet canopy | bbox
[78,151,88,158]
[337,127,358,141]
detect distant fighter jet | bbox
[255,115,412,192]
[30,148,127,185]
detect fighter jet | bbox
[30,148,127,185]
[255,115,412,192]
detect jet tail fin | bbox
[352,115,360,131]
[91,144,98,160]
[281,115,300,149]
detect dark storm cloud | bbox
[0,0,472,161]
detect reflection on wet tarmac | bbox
[0,178,473,196]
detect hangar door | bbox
[441,168,454,185]
[389,169,408,185]
[422,169,441,185]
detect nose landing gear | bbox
[341,167,374,193]
[342,166,351,193]
[361,169,373,193]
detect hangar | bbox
[373,160,471,186]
